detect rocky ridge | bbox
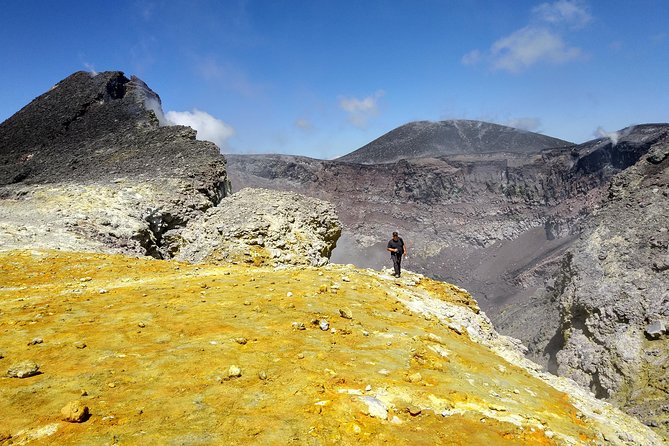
[0,71,230,260]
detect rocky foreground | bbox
[1,249,665,445]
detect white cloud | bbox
[339,90,385,128]
[165,109,235,151]
[463,0,589,73]
[491,26,582,72]
[532,0,591,28]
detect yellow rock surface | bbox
[0,250,659,445]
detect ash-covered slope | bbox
[336,120,571,164]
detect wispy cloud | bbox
[294,118,314,131]
[532,0,591,28]
[165,109,235,151]
[196,57,263,97]
[463,0,589,73]
[491,26,582,73]
[83,62,98,77]
[339,90,385,128]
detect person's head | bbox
[392,231,399,240]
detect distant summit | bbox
[336,120,572,164]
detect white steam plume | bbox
[594,127,620,145]
[165,109,235,151]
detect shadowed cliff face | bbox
[0,250,664,445]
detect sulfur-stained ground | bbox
[0,250,642,445]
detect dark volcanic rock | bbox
[336,120,571,164]
[0,71,227,199]
[0,71,230,258]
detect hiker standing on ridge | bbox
[387,231,407,278]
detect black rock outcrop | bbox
[0,70,228,202]
[336,120,571,164]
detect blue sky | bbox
[1,1,667,158]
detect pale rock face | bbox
[170,188,342,267]
[553,135,669,434]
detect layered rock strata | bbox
[552,133,669,435]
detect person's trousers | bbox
[392,254,402,276]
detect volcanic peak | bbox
[336,119,572,164]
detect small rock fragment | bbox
[341,276,351,282]
[408,372,422,383]
[292,322,306,330]
[407,405,422,416]
[359,396,388,420]
[28,338,44,346]
[234,337,248,345]
[286,291,293,297]
[7,361,40,378]
[138,321,146,328]
[645,320,666,339]
[228,365,242,378]
[61,400,90,423]
[258,370,268,380]
[339,308,353,319]
[74,341,87,349]
[319,320,330,331]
